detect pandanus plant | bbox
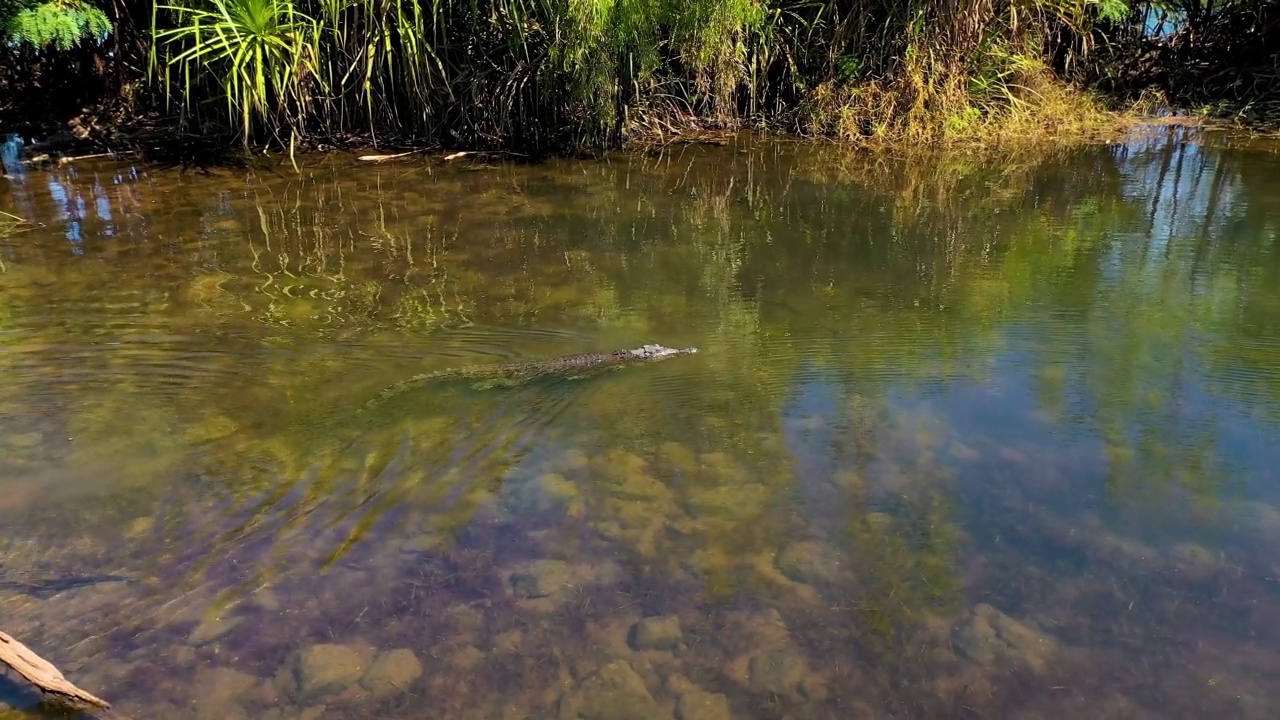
[150,0,323,146]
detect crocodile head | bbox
[618,344,698,361]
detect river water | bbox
[1,127,1279,719]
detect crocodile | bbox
[365,343,698,409]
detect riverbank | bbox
[6,0,1280,175]
[0,0,1146,170]
[1,94,1144,176]
[1,59,1270,177]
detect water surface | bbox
[2,128,1280,719]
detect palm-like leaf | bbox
[154,0,323,143]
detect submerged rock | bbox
[745,650,820,700]
[561,448,591,471]
[723,608,793,650]
[360,648,423,699]
[1169,542,1222,582]
[504,557,628,614]
[664,674,699,696]
[558,660,661,720]
[595,449,673,503]
[448,644,486,670]
[182,415,239,443]
[595,449,650,479]
[684,483,768,519]
[296,707,327,720]
[720,609,827,704]
[293,643,375,701]
[629,615,683,651]
[953,603,1057,675]
[610,472,673,504]
[188,612,243,646]
[657,442,699,478]
[510,559,573,599]
[493,629,525,654]
[504,472,581,515]
[697,452,749,484]
[196,666,258,716]
[676,691,732,720]
[579,559,627,587]
[585,615,643,661]
[167,645,198,669]
[251,678,282,706]
[946,440,981,463]
[444,603,486,635]
[775,540,843,586]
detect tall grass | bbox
[792,0,1129,145]
[143,0,1130,150]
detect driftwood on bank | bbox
[357,149,422,162]
[0,629,110,709]
[354,148,530,163]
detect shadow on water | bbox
[3,125,1280,718]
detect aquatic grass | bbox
[0,209,25,234]
[0,211,39,261]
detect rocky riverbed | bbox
[4,426,1276,720]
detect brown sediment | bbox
[0,628,111,709]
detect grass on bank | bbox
[790,49,1125,148]
[0,0,1139,154]
[134,0,1136,153]
[14,0,1275,155]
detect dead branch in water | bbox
[0,629,110,710]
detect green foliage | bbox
[1,0,111,50]
[1092,0,1131,23]
[152,0,323,144]
[665,0,768,112]
[549,0,663,126]
[0,211,33,251]
[9,0,1278,149]
[139,0,1125,149]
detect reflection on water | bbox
[3,126,1280,719]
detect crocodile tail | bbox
[361,370,447,412]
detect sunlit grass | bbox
[794,34,1127,149]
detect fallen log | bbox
[0,629,110,710]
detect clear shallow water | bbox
[2,127,1280,719]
